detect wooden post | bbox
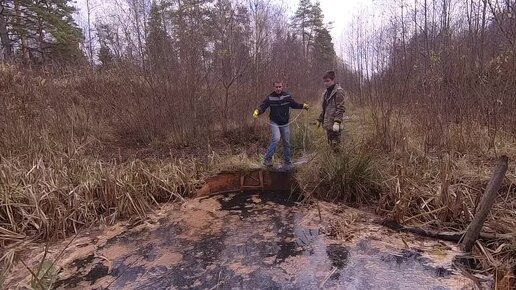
[461,155,508,252]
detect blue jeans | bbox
[264,123,291,164]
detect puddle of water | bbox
[326,244,349,269]
[5,191,486,290]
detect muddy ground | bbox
[5,190,489,289]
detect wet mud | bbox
[6,191,485,289]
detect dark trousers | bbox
[326,129,341,152]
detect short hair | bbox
[323,71,335,80]
[273,80,283,86]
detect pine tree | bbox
[292,0,312,58]
[96,22,119,68]
[0,0,83,64]
[37,0,83,63]
[146,1,175,73]
[292,0,335,70]
[97,44,114,68]
[310,1,335,69]
[312,24,335,65]
[170,0,215,136]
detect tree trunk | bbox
[0,4,12,59]
[86,0,94,65]
[461,156,509,252]
[14,0,29,63]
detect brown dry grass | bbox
[0,63,272,284]
[295,101,515,280]
[0,61,301,247]
[0,154,204,243]
[2,61,515,285]
[0,64,200,247]
[348,102,516,277]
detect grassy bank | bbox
[296,103,515,283]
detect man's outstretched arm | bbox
[289,96,308,110]
[257,96,270,114]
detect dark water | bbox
[52,191,477,290]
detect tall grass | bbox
[293,111,380,205]
[0,62,320,251]
[296,147,380,205]
[0,63,238,249]
[346,103,516,272]
[296,100,515,273]
[0,154,203,244]
[289,114,319,155]
[317,149,380,204]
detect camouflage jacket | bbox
[317,84,346,130]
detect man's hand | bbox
[253,109,259,118]
[332,122,340,132]
[303,103,309,110]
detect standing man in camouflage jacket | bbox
[317,71,346,152]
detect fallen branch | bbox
[380,219,514,243]
[462,156,509,252]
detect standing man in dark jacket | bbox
[317,71,346,152]
[253,81,309,168]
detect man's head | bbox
[323,71,336,88]
[273,81,283,94]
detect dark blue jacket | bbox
[258,91,304,126]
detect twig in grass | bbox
[317,201,322,222]
[403,206,446,223]
[20,259,45,290]
[319,266,337,288]
[38,233,79,284]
